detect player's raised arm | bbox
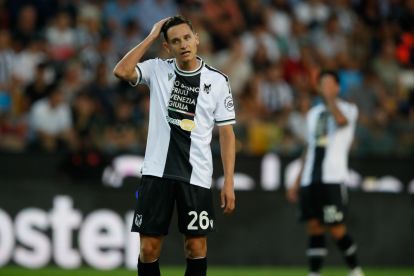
[113,17,170,83]
[218,124,236,214]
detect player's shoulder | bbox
[142,57,173,66]
[338,99,358,113]
[204,63,229,83]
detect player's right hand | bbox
[148,17,171,40]
[286,186,299,204]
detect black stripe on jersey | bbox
[163,73,201,182]
[311,111,329,183]
[205,64,229,82]
[311,146,326,183]
[136,65,142,84]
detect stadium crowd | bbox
[0,0,413,157]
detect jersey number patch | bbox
[187,211,211,230]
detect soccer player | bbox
[287,70,364,276]
[113,16,236,276]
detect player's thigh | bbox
[131,175,175,235]
[175,181,215,235]
[321,184,347,225]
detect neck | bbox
[177,58,199,71]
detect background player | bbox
[113,16,236,276]
[287,70,364,276]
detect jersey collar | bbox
[174,56,204,76]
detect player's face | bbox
[320,75,340,98]
[165,24,199,64]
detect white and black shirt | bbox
[131,57,236,189]
[301,99,358,187]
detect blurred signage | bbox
[0,196,139,269]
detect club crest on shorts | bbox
[203,83,211,94]
[135,214,142,227]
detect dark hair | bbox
[161,15,194,41]
[318,69,339,84]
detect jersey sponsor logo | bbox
[224,95,234,111]
[168,79,199,116]
[166,115,196,131]
[203,83,211,94]
[134,214,142,227]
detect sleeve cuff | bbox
[215,118,236,126]
[128,65,142,87]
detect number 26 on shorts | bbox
[187,211,212,230]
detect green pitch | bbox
[1,267,414,276]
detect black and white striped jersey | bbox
[130,57,236,188]
[301,99,358,187]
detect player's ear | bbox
[195,32,200,46]
[162,41,170,54]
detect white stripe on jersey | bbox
[131,57,236,189]
[301,99,358,186]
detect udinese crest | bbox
[135,214,142,227]
[203,83,211,94]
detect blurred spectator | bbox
[0,29,14,94]
[29,83,77,152]
[312,14,347,67]
[333,0,357,34]
[46,11,76,61]
[346,69,381,125]
[103,0,139,33]
[59,60,86,104]
[75,1,102,49]
[24,62,52,106]
[372,39,401,90]
[267,0,292,39]
[12,37,47,85]
[293,0,330,27]
[72,91,98,150]
[242,14,281,63]
[213,36,252,96]
[203,0,244,50]
[12,5,39,50]
[0,110,27,152]
[287,93,311,142]
[258,62,294,116]
[136,0,178,34]
[99,98,141,154]
[114,20,144,56]
[88,62,117,113]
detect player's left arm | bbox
[218,124,236,215]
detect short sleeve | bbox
[345,103,358,124]
[129,58,157,87]
[214,79,236,126]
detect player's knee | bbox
[184,237,207,258]
[140,239,162,262]
[307,220,325,235]
[329,224,346,240]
